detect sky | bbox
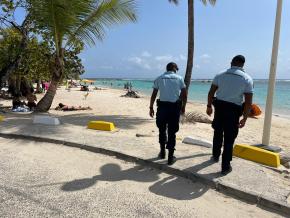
[14,0,290,79]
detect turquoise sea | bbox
[92,79,290,116]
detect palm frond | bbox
[168,0,179,5]
[180,111,212,124]
[66,0,137,47]
[169,0,216,6]
[200,0,216,6]
[29,0,92,50]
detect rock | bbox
[33,115,60,125]
[282,162,290,169]
[136,133,153,137]
[182,136,212,148]
[121,90,140,98]
[280,153,290,164]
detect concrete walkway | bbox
[0,112,290,215]
[2,138,281,218]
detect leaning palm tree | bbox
[28,0,137,112]
[169,0,216,92]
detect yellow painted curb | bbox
[0,115,4,122]
[87,121,115,131]
[233,144,280,168]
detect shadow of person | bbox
[149,175,208,200]
[148,159,220,200]
[186,159,222,179]
[61,163,160,192]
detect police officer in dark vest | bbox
[207,55,253,175]
[149,62,187,165]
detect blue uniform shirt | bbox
[153,71,186,103]
[213,67,254,106]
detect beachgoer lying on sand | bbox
[55,103,92,111]
[26,87,37,111]
[80,85,89,91]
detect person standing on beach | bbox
[149,62,187,165]
[206,55,253,175]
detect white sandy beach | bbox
[3,86,288,153]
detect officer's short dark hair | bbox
[232,55,245,66]
[166,62,179,72]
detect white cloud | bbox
[155,55,173,62]
[194,64,200,69]
[99,66,114,70]
[156,64,165,71]
[128,56,151,70]
[141,51,151,57]
[128,57,143,64]
[143,64,151,70]
[200,54,211,64]
[179,54,186,61]
[200,54,211,59]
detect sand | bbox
[45,86,290,153]
[1,86,290,152]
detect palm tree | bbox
[29,0,137,112]
[169,0,216,92]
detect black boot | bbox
[158,145,166,159]
[168,149,176,165]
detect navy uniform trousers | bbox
[156,100,181,151]
[212,99,242,170]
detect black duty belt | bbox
[157,99,182,107]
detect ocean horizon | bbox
[86,78,290,117]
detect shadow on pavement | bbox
[60,157,213,200]
[149,175,209,200]
[61,163,160,192]
[59,113,150,130]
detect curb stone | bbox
[0,132,289,216]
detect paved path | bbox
[0,138,282,217]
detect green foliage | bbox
[28,0,137,50]
[2,0,138,111]
[0,0,15,13]
[168,0,216,6]
[0,28,22,70]
[64,44,85,80]
[0,28,85,83]
[0,28,50,81]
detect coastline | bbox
[94,84,290,120]
[1,85,290,153]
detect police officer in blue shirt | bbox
[149,62,187,165]
[207,55,253,175]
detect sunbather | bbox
[55,103,92,111]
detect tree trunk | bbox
[35,53,64,112]
[184,0,194,93]
[16,76,21,95]
[36,79,41,93]
[35,78,59,112]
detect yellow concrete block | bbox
[0,115,4,122]
[87,121,115,131]
[233,144,280,168]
